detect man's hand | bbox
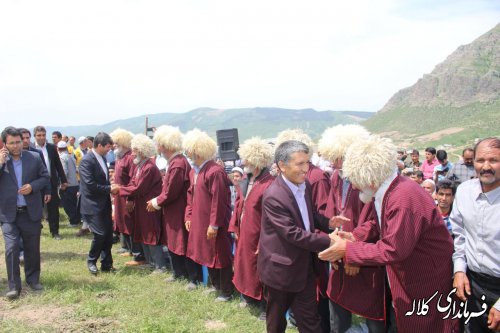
[318,230,347,262]
[185,220,191,232]
[487,307,500,331]
[110,184,120,195]
[125,201,135,213]
[0,147,9,165]
[338,231,356,242]
[329,215,350,229]
[146,200,157,212]
[207,225,218,240]
[60,182,68,191]
[44,194,52,204]
[453,272,471,301]
[344,264,360,276]
[18,184,33,195]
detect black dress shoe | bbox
[6,289,20,300]
[88,263,98,275]
[27,283,44,291]
[101,266,116,273]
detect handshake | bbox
[318,228,356,262]
[110,184,121,195]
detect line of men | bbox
[1,124,498,333]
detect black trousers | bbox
[169,251,203,283]
[465,270,500,333]
[60,186,81,225]
[207,265,234,298]
[47,187,61,235]
[84,212,113,269]
[0,211,42,290]
[263,270,322,333]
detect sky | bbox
[0,0,499,128]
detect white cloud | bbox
[0,0,498,128]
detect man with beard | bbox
[229,137,274,319]
[0,127,50,299]
[79,132,118,274]
[146,125,202,287]
[183,129,233,302]
[116,134,165,272]
[319,135,458,333]
[446,147,476,184]
[109,129,144,263]
[318,124,384,333]
[450,137,500,332]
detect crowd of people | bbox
[0,124,498,333]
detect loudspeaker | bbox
[216,128,240,162]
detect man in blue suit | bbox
[0,126,50,300]
[79,132,119,274]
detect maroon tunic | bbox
[113,150,136,235]
[119,159,162,245]
[232,170,274,300]
[326,189,385,320]
[306,162,332,299]
[346,176,459,332]
[156,154,191,255]
[306,162,330,216]
[185,160,233,268]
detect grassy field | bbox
[0,211,271,333]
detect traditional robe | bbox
[119,159,162,245]
[231,169,274,300]
[346,176,458,332]
[326,170,385,320]
[113,150,136,235]
[157,154,191,255]
[307,162,332,299]
[306,162,330,216]
[185,160,232,268]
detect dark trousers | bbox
[142,244,167,269]
[465,270,500,333]
[60,186,81,225]
[124,234,145,261]
[329,300,385,333]
[207,266,234,298]
[47,187,61,235]
[1,211,42,290]
[84,213,113,269]
[170,251,203,283]
[263,272,322,333]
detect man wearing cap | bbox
[147,126,202,286]
[229,137,274,319]
[183,129,234,302]
[57,141,80,227]
[74,136,88,176]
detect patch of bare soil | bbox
[0,300,120,332]
[416,127,464,141]
[205,319,227,330]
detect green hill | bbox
[49,108,373,142]
[364,23,500,148]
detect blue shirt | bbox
[12,157,27,207]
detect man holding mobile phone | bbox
[0,126,50,300]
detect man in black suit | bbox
[257,140,333,333]
[0,127,50,299]
[33,126,68,239]
[79,132,118,274]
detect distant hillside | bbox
[49,108,373,142]
[364,23,500,148]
